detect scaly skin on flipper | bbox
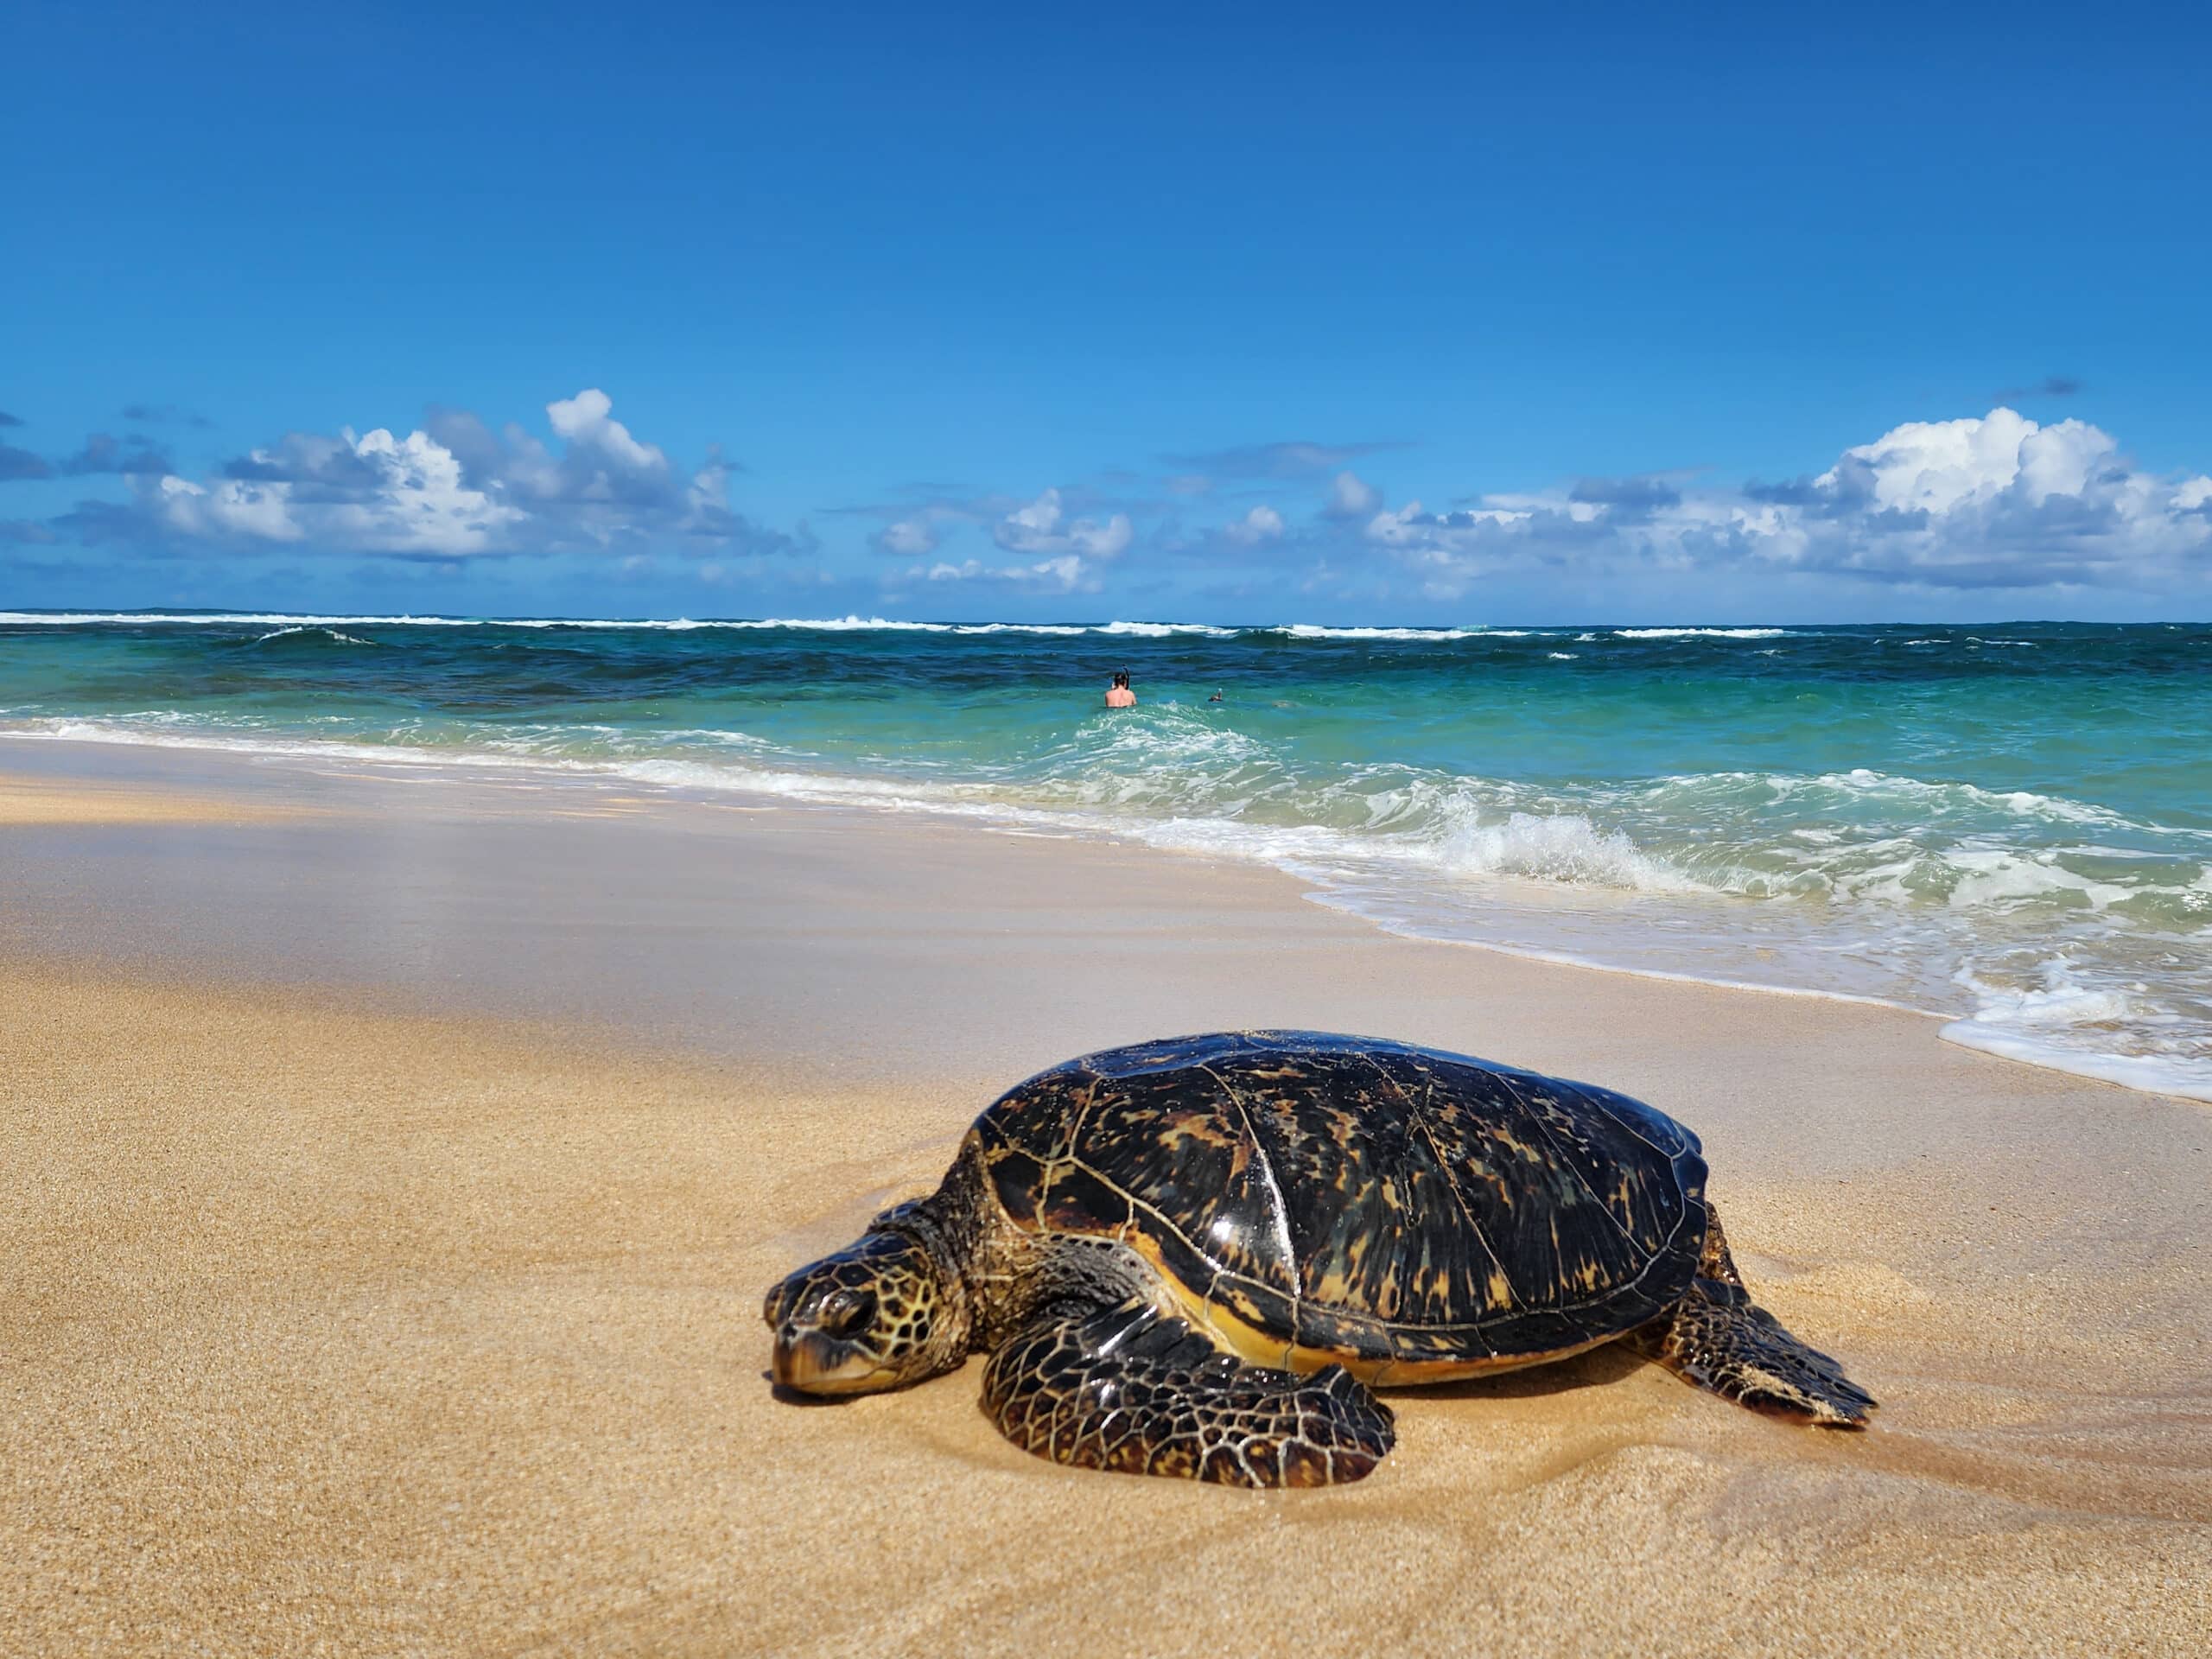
[1629,1206,1877,1427]
[980,1300,1395,1487]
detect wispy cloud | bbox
[1992,375,2084,402]
[0,444,54,481]
[63,434,174,476]
[1158,439,1405,483]
[1567,474,1682,513]
[835,480,1141,590]
[120,403,215,428]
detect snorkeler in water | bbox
[1106,670,1135,709]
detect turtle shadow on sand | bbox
[765,1376,855,1407]
[764,1031,1877,1488]
[1412,1341,1649,1403]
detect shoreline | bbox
[5,739,2209,1656]
[7,724,2201,1108]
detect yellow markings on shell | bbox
[1105,1211,1628,1388]
[1486,1270,1514,1307]
[1370,1270,1399,1319]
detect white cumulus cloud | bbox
[1325,470,1380,518]
[58,390,806,561]
[993,487,1134,560]
[918,554,1091,593]
[874,518,938,556]
[1224,505,1286,545]
[1364,408,2212,597]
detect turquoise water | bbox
[4,609,2209,1099]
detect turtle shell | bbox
[972,1031,1709,1382]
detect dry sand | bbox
[2,741,2207,1656]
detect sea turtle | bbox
[764,1031,1873,1486]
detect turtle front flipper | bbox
[981,1300,1395,1487]
[1633,1276,1877,1427]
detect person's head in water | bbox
[1113,671,1129,690]
[1106,670,1136,708]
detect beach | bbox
[3,740,2209,1658]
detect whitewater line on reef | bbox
[0,611,1258,636]
[7,719,2209,1105]
[1612,626,1791,639]
[3,610,1809,641]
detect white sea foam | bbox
[950,622,1089,636]
[1942,959,2212,1101]
[1792,768,2162,831]
[1612,626,1790,639]
[0,611,1535,641]
[1425,809,1702,892]
[1547,652,1578,660]
[3,610,486,628]
[1096,620,1240,638]
[253,626,375,645]
[1274,625,1485,641]
[1942,849,2133,912]
[0,610,1090,635]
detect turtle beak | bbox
[771,1327,898,1395]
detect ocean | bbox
[3,610,2208,1101]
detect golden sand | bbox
[3,963,2206,1658]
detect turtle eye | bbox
[817,1288,876,1338]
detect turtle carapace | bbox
[764,1032,1874,1486]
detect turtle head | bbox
[764,1221,967,1396]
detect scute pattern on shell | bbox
[976,1031,1707,1364]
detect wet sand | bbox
[0,766,311,826]
[3,740,2207,1656]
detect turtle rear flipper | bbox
[981,1300,1395,1486]
[1633,1276,1876,1427]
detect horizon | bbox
[5,606,2200,632]
[6,3,2210,624]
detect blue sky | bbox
[4,2,2209,623]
